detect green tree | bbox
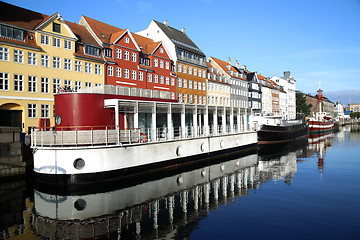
[296,92,312,115]
[350,112,360,119]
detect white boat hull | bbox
[33,132,257,181]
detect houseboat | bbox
[257,114,308,145]
[308,89,334,133]
[31,85,257,185]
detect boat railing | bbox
[31,124,254,148]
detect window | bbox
[28,52,37,65]
[131,52,136,62]
[160,60,164,68]
[198,69,201,77]
[147,73,152,82]
[177,64,181,72]
[104,49,112,57]
[28,104,37,118]
[85,62,92,73]
[41,77,49,93]
[160,76,164,84]
[202,83,206,91]
[154,58,158,67]
[95,83,101,87]
[85,82,92,88]
[124,37,129,43]
[165,61,169,70]
[108,66,113,76]
[193,81,197,90]
[116,49,122,59]
[188,80,192,89]
[53,37,61,48]
[0,47,9,61]
[183,79,187,88]
[116,67,121,77]
[171,78,175,86]
[188,66,192,74]
[183,65,186,73]
[178,93,182,102]
[165,77,169,85]
[64,58,72,71]
[53,23,61,33]
[41,104,50,118]
[178,78,182,87]
[203,96,206,104]
[124,69,129,79]
[189,95,193,104]
[75,81,81,91]
[53,56,61,69]
[0,25,24,41]
[75,60,82,72]
[171,92,175,100]
[193,68,197,76]
[132,70,136,80]
[154,74,158,83]
[41,54,49,67]
[95,64,101,75]
[159,48,163,53]
[53,78,61,93]
[124,51,129,61]
[198,82,201,90]
[139,71,143,81]
[194,95,197,104]
[64,40,72,50]
[85,45,100,57]
[28,76,37,93]
[41,34,49,45]
[64,79,71,89]
[14,74,23,92]
[183,94,187,103]
[202,70,206,78]
[14,49,23,63]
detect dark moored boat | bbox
[258,115,308,145]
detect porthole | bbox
[74,199,86,211]
[176,146,182,156]
[177,175,184,185]
[200,143,206,152]
[220,140,224,148]
[236,138,240,146]
[73,158,85,170]
[55,114,62,125]
[201,169,206,177]
[220,164,225,171]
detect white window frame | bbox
[64,40,72,50]
[154,58,158,67]
[64,58,72,71]
[124,51,129,61]
[28,104,37,118]
[154,74,158,83]
[116,49,122,59]
[41,104,50,118]
[53,37,61,48]
[41,35,49,45]
[28,75,37,93]
[41,54,49,67]
[0,47,9,61]
[124,69,129,79]
[14,74,23,92]
[41,77,49,94]
[95,64,101,75]
[53,78,61,93]
[75,60,82,72]
[177,64,181,72]
[85,62,92,74]
[139,71,143,81]
[116,67,121,77]
[14,49,23,63]
[132,70,136,80]
[75,81,82,91]
[53,56,61,69]
[171,78,175,86]
[165,61,169,70]
[108,66,113,76]
[160,60,164,68]
[124,37,129,43]
[147,73,152,82]
[131,52,136,62]
[28,52,37,66]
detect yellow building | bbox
[206,62,231,106]
[0,2,104,134]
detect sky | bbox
[5,0,360,104]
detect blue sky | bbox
[6,0,360,104]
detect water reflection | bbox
[4,127,353,239]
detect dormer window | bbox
[84,45,100,57]
[0,25,24,41]
[104,48,112,57]
[53,23,61,33]
[124,37,129,43]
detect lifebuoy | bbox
[140,132,147,143]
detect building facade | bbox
[0,2,104,133]
[137,20,207,104]
[206,63,231,106]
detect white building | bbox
[271,71,296,120]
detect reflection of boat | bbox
[257,114,308,145]
[308,89,334,133]
[33,153,259,239]
[307,131,334,174]
[31,87,257,185]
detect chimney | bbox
[235,60,239,68]
[181,28,185,33]
[164,20,168,26]
[228,57,231,65]
[284,71,290,79]
[242,65,246,71]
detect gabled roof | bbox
[0,1,48,30]
[66,21,100,47]
[206,62,230,85]
[153,20,205,57]
[81,15,124,45]
[208,57,247,81]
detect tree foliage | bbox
[296,92,312,115]
[350,112,360,119]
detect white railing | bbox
[31,124,254,148]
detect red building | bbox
[79,16,177,100]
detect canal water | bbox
[1,126,360,239]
